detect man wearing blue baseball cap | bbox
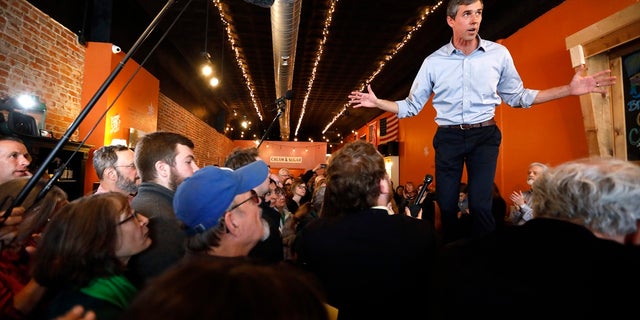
[173,160,270,258]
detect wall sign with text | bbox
[269,156,303,163]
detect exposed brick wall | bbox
[0,0,85,138]
[158,94,234,167]
[1,0,234,170]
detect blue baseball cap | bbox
[173,160,268,235]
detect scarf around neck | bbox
[80,275,137,310]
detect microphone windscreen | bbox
[285,90,294,100]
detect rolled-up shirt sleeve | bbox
[496,49,538,108]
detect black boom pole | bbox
[1,0,178,223]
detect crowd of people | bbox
[2,131,639,320]
[1,0,635,319]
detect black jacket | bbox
[433,218,640,319]
[297,208,438,320]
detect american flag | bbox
[378,114,398,144]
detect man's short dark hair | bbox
[224,147,259,169]
[134,131,194,182]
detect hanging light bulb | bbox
[201,51,213,76]
[209,76,219,87]
[202,63,213,76]
[200,2,216,81]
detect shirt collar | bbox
[371,205,395,215]
[445,35,486,55]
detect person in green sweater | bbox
[32,192,151,320]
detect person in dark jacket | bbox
[433,157,640,319]
[128,132,199,287]
[297,140,438,320]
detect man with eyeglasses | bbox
[224,147,284,264]
[93,144,139,198]
[173,160,270,259]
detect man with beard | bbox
[508,162,547,226]
[128,131,199,286]
[93,144,139,200]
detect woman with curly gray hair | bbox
[531,157,640,242]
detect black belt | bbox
[438,118,496,130]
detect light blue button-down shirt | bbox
[396,37,539,126]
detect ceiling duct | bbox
[271,0,301,141]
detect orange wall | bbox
[351,0,638,200]
[80,42,160,194]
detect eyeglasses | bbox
[297,185,307,189]
[114,163,136,169]
[228,190,260,212]
[118,211,140,225]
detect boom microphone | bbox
[275,90,293,113]
[276,90,293,103]
[258,90,291,149]
[280,90,293,101]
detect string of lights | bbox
[213,0,264,122]
[293,0,339,138]
[213,0,443,140]
[321,0,444,135]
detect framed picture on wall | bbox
[368,123,376,144]
[129,128,147,149]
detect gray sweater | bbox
[128,182,186,286]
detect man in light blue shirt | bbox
[348,0,615,243]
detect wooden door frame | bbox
[565,2,640,161]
